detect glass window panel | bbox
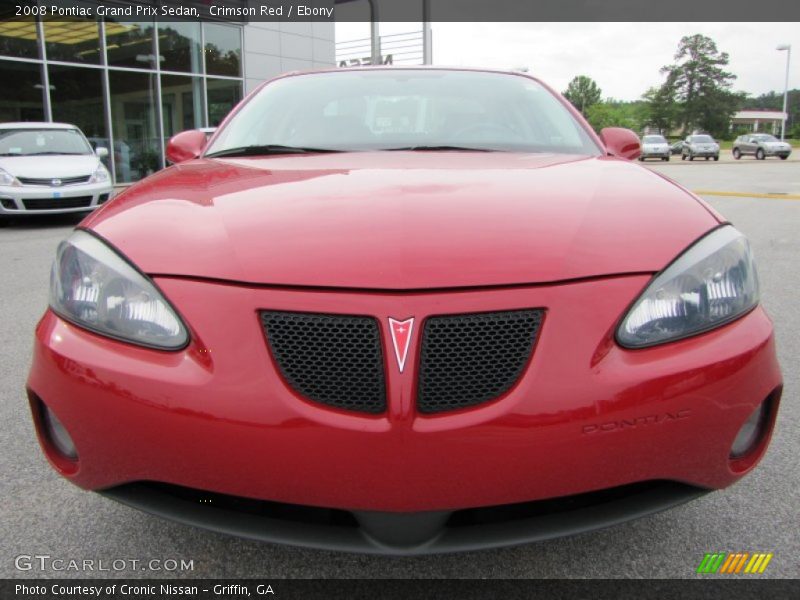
[207,79,242,127]
[0,59,45,121]
[105,20,156,69]
[158,22,201,73]
[48,65,110,169]
[0,17,39,59]
[204,23,241,77]
[43,17,101,64]
[109,70,162,183]
[161,74,204,141]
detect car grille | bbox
[21,196,93,210]
[417,309,543,413]
[17,175,92,186]
[261,311,386,414]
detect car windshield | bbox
[0,128,93,157]
[753,134,778,142]
[643,136,666,143]
[206,70,601,156]
[689,135,715,143]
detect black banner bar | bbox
[2,579,798,600]
[3,0,800,22]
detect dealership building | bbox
[0,6,335,184]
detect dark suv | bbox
[732,134,792,160]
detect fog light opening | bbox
[41,403,78,461]
[730,401,768,459]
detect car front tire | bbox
[756,148,766,160]
[733,148,741,159]
[713,156,719,161]
[780,155,788,160]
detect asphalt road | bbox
[1,159,798,579]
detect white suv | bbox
[0,122,113,220]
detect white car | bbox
[639,134,670,161]
[0,122,113,221]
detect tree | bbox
[563,76,602,116]
[586,101,648,133]
[657,34,741,138]
[642,70,679,133]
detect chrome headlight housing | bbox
[89,163,110,184]
[50,230,188,349]
[0,167,20,186]
[617,226,759,348]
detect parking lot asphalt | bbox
[1,159,798,579]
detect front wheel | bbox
[756,149,765,160]
[733,148,741,159]
[780,155,788,160]
[713,156,719,161]
[689,154,695,161]
[663,156,670,161]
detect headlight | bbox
[50,230,189,349]
[617,226,759,348]
[89,163,110,183]
[0,167,20,186]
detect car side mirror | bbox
[95,147,109,159]
[599,127,641,160]
[166,129,208,164]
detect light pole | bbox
[777,44,791,140]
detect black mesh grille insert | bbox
[22,196,93,210]
[261,311,386,414]
[417,309,543,414]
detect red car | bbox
[28,68,782,554]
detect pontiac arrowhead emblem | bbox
[388,317,414,373]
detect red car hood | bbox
[85,152,720,289]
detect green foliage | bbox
[648,34,743,138]
[563,75,602,116]
[586,101,648,133]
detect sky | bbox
[334,22,798,102]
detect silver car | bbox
[732,134,792,160]
[0,123,113,221]
[681,134,720,161]
[639,134,670,161]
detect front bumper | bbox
[763,148,792,157]
[27,275,783,550]
[0,181,113,215]
[641,150,670,159]
[685,149,719,158]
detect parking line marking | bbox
[693,190,800,200]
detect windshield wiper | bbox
[26,151,86,156]
[384,145,496,152]
[205,145,343,158]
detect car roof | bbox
[0,122,79,130]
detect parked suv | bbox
[732,134,792,160]
[0,122,113,221]
[639,134,670,161]
[681,134,720,161]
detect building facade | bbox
[0,16,335,184]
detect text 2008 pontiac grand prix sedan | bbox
[27,68,782,554]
